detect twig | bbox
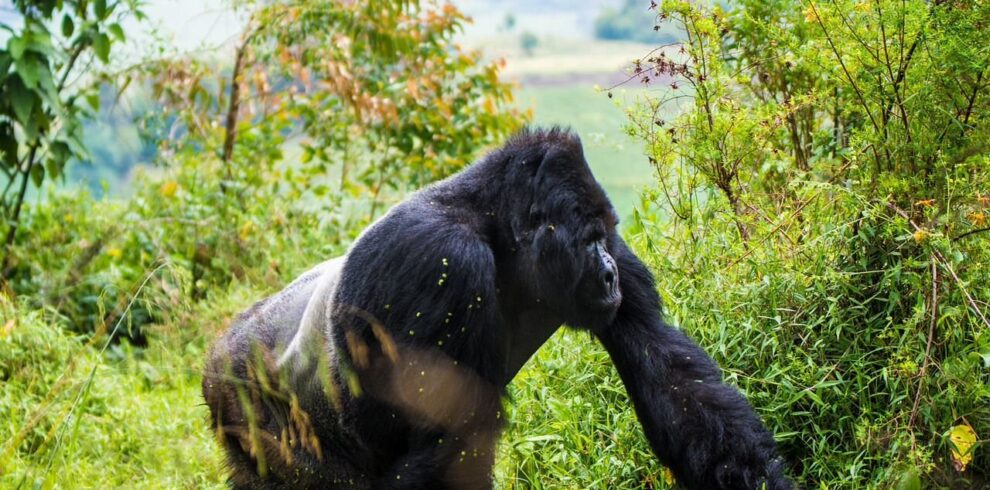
[908,258,937,428]
[953,227,990,242]
[887,203,990,330]
[724,158,854,270]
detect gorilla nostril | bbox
[603,269,615,285]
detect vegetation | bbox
[1,0,988,488]
[0,0,142,272]
[620,0,989,486]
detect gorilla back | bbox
[203,127,792,489]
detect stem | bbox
[221,41,248,167]
[808,1,881,135]
[908,259,937,429]
[1,145,39,276]
[1,38,87,279]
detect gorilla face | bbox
[512,143,622,330]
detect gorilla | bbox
[203,127,791,489]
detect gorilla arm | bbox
[594,240,791,490]
[338,223,507,489]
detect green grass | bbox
[0,291,667,490]
[0,291,235,489]
[496,329,669,489]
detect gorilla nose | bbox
[603,269,615,286]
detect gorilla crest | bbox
[203,127,792,490]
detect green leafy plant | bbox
[0,0,143,275]
[620,0,990,486]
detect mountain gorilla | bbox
[203,127,791,489]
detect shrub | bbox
[623,0,990,486]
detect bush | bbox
[631,0,990,488]
[0,291,237,488]
[622,0,990,486]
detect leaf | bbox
[45,156,62,180]
[661,467,675,486]
[949,424,977,472]
[93,33,110,63]
[0,51,10,77]
[108,23,125,42]
[7,77,36,126]
[894,467,921,490]
[94,0,107,19]
[159,180,178,198]
[8,36,25,59]
[14,54,42,90]
[62,14,75,38]
[30,161,45,186]
[85,92,101,112]
[0,121,16,168]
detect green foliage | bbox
[142,0,525,225]
[623,0,990,486]
[0,0,142,273]
[2,0,526,341]
[496,330,671,489]
[0,293,229,488]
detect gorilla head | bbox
[492,129,622,330]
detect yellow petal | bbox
[949,423,977,472]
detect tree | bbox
[133,0,526,296]
[0,0,143,277]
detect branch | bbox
[908,258,937,428]
[806,0,881,135]
[887,203,990,331]
[953,226,990,242]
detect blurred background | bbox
[16,0,667,219]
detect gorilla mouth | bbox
[586,287,621,313]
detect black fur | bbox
[202,127,792,489]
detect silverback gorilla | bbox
[203,128,791,489]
